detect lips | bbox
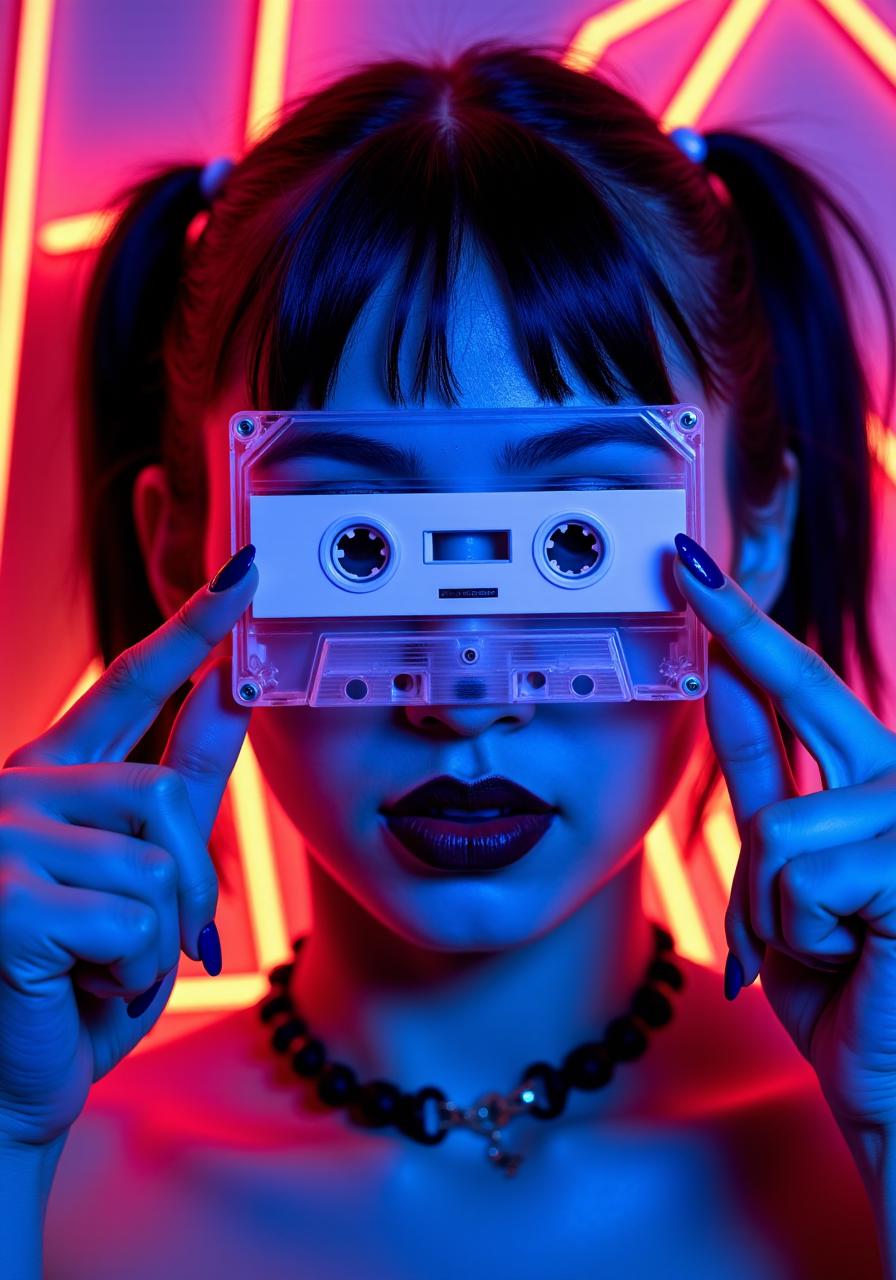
[382,774,555,818]
[380,774,556,871]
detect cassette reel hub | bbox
[319,516,400,593]
[533,511,614,590]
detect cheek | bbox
[552,700,703,849]
[246,707,392,850]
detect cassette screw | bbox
[238,681,261,701]
[235,418,256,437]
[461,647,479,664]
[682,675,703,695]
[678,411,698,430]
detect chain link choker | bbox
[258,921,684,1177]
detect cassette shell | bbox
[229,404,708,707]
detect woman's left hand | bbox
[672,535,896,1138]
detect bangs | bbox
[218,82,723,413]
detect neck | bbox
[288,844,658,1108]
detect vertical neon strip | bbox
[869,413,896,486]
[0,0,56,566]
[230,736,291,971]
[703,805,740,894]
[245,0,294,146]
[644,814,716,963]
[227,0,298,979]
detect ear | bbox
[729,447,800,612]
[132,464,204,618]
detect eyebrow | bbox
[260,418,670,474]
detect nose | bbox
[402,699,536,737]
[394,612,539,736]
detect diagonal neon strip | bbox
[660,0,776,129]
[563,0,692,71]
[0,0,56,566]
[815,0,896,82]
[36,207,116,254]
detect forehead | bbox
[212,240,717,445]
[324,242,703,413]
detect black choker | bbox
[258,921,684,1176]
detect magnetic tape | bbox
[229,404,707,707]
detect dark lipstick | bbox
[379,774,556,871]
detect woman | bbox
[2,39,895,1278]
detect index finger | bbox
[10,547,258,769]
[672,536,895,787]
[158,656,253,847]
[705,639,798,836]
[705,640,797,979]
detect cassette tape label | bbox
[249,487,685,616]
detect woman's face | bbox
[200,252,736,951]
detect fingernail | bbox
[127,977,164,1018]
[674,533,725,590]
[198,921,223,976]
[724,950,744,1001]
[209,544,256,593]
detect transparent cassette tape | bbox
[229,404,707,707]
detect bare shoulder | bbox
[43,962,886,1279]
[42,1001,330,1280]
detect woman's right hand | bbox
[0,546,259,1150]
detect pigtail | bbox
[74,163,240,890]
[686,130,895,848]
[75,163,207,669]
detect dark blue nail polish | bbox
[209,543,256,593]
[127,977,164,1018]
[198,921,222,976]
[674,533,725,590]
[724,951,744,1001]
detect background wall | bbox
[0,0,894,1048]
